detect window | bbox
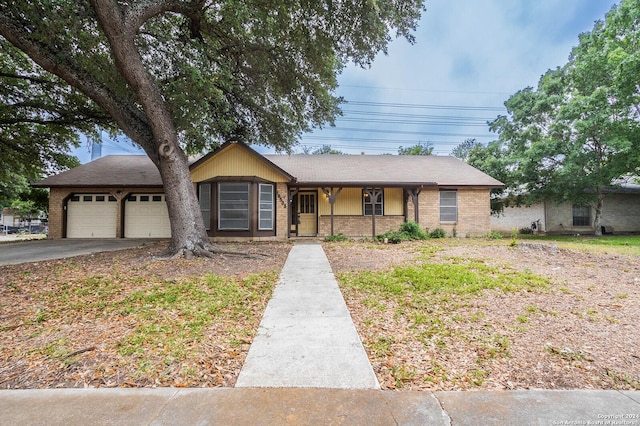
[440,190,457,222]
[83,195,93,202]
[95,195,105,202]
[152,195,162,202]
[218,183,249,230]
[128,195,137,202]
[572,205,591,227]
[299,193,315,214]
[70,195,80,202]
[199,183,211,230]
[108,196,117,202]
[140,195,149,202]
[259,184,274,230]
[363,189,383,216]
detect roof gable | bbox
[189,141,293,183]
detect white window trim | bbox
[258,184,274,231]
[439,190,458,223]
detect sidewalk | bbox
[1,388,638,425]
[0,242,638,424]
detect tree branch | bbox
[0,11,153,150]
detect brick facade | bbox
[318,215,405,238]
[414,187,491,237]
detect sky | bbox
[72,0,620,162]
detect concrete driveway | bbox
[0,239,160,266]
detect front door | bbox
[297,192,317,236]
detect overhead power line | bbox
[345,100,505,112]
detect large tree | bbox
[0,0,424,256]
[486,0,640,234]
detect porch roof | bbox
[265,154,503,187]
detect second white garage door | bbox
[124,194,171,238]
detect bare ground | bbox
[1,239,638,390]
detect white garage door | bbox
[124,194,171,238]
[67,194,118,238]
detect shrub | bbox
[324,233,349,242]
[376,221,429,244]
[429,228,447,239]
[518,227,533,234]
[399,221,429,240]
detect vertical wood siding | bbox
[190,144,289,183]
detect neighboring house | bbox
[491,183,640,234]
[33,141,503,240]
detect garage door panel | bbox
[67,194,117,238]
[124,194,171,238]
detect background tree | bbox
[397,141,433,155]
[485,0,640,233]
[310,144,344,155]
[0,0,424,256]
[451,138,481,162]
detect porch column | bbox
[405,186,422,223]
[321,187,342,236]
[363,188,383,238]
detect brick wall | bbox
[491,203,546,233]
[318,215,405,238]
[416,187,492,237]
[546,194,640,234]
[275,182,289,240]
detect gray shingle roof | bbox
[265,154,503,187]
[32,155,163,187]
[33,153,504,188]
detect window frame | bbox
[199,183,211,231]
[362,188,384,216]
[439,190,458,223]
[218,182,250,231]
[572,204,591,227]
[258,183,274,231]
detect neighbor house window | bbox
[199,183,211,230]
[218,182,249,230]
[572,205,591,227]
[258,184,274,230]
[440,190,457,222]
[363,189,383,216]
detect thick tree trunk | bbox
[91,0,216,257]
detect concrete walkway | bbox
[235,242,379,389]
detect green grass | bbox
[339,258,549,299]
[337,250,550,389]
[115,272,277,359]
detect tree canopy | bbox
[0,0,425,255]
[451,138,481,162]
[397,141,433,155]
[473,0,640,232]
